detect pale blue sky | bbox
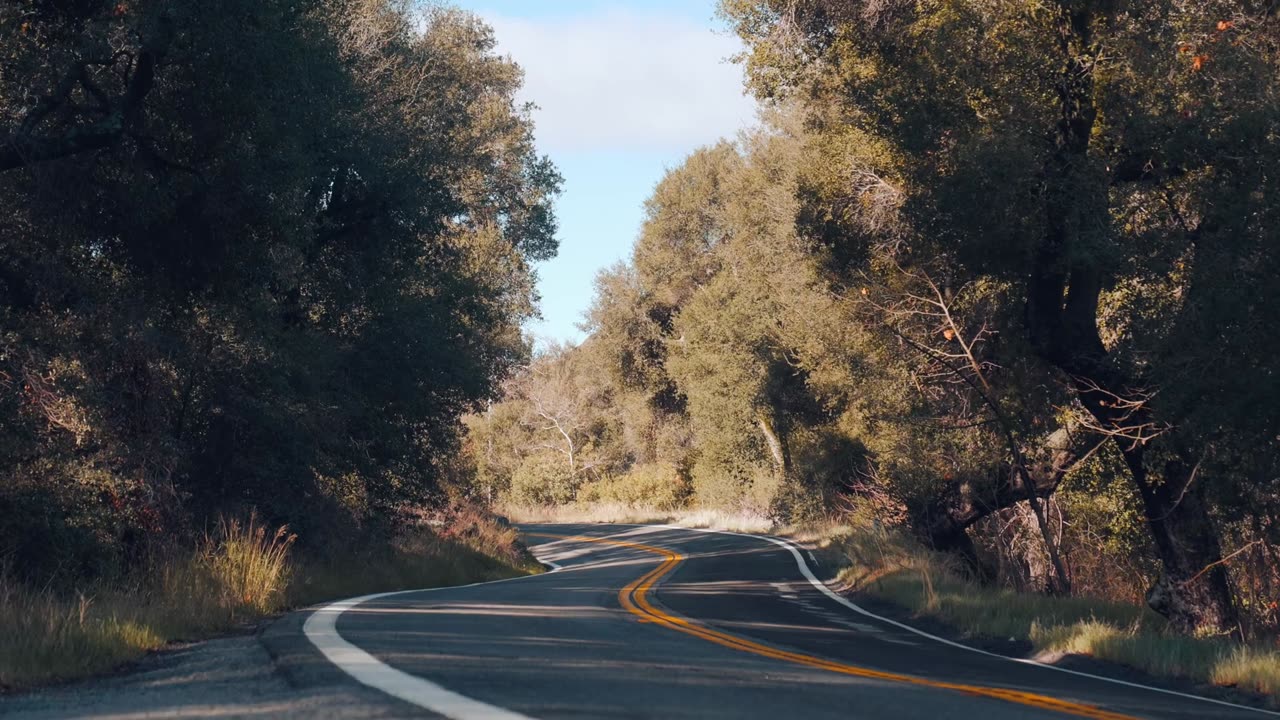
[449,0,756,344]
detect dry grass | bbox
[0,514,295,690]
[500,501,673,525]
[501,502,774,534]
[817,521,1280,702]
[0,584,165,690]
[670,508,775,534]
[0,511,538,692]
[199,516,296,615]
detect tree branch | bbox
[0,17,173,172]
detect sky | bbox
[449,0,757,345]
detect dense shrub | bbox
[578,462,691,511]
[506,454,579,507]
[0,479,148,587]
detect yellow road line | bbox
[529,533,1139,720]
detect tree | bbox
[721,0,1280,634]
[513,344,593,476]
[0,0,559,582]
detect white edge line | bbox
[655,524,1279,718]
[303,526,649,718]
[303,573,542,720]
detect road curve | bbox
[300,523,1272,720]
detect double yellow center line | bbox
[530,533,1138,720]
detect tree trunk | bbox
[1037,335,1241,633]
[911,427,1089,583]
[1128,449,1239,636]
[1014,463,1072,595]
[1034,291,1242,635]
[1022,0,1240,635]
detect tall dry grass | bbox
[0,580,164,690]
[0,514,297,690]
[0,510,536,692]
[200,515,296,615]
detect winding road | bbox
[297,523,1271,719]
[5,523,1276,719]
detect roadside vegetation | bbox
[0,0,554,693]
[3,0,1279,707]
[504,503,774,534]
[817,520,1280,701]
[0,509,538,691]
[462,0,1280,703]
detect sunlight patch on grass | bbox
[1213,646,1280,698]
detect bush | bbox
[0,473,152,588]
[433,503,541,570]
[578,462,691,511]
[506,454,579,506]
[692,456,776,514]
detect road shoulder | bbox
[794,535,1279,713]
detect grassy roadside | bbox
[507,502,1279,703]
[812,522,1280,703]
[0,510,542,692]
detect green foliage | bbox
[578,463,691,511]
[507,453,579,507]
[775,429,870,524]
[457,0,1280,642]
[0,476,136,587]
[716,0,1280,633]
[633,143,740,309]
[0,0,558,582]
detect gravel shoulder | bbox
[0,618,423,720]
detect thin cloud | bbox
[485,9,757,154]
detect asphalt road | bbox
[4,523,1275,719]
[298,523,1275,719]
